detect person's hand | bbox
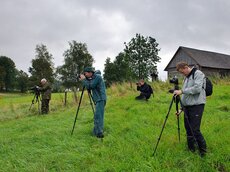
[79,74,85,81]
[136,82,141,87]
[175,109,183,116]
[174,90,182,96]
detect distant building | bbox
[164,46,230,78]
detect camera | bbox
[77,74,81,79]
[30,85,40,95]
[169,76,179,85]
[169,76,179,93]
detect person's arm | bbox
[80,74,100,90]
[39,83,51,91]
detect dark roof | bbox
[165,46,230,70]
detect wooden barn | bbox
[164,46,230,78]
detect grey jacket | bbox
[181,68,206,106]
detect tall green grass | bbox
[0,80,229,171]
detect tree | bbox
[0,66,6,91]
[124,33,161,79]
[103,53,133,86]
[103,58,118,86]
[57,41,94,88]
[0,56,16,91]
[29,44,54,85]
[16,70,29,93]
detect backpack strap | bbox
[192,68,197,80]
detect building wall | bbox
[166,49,230,79]
[201,67,230,77]
[167,50,199,79]
[167,66,230,79]
[167,50,198,69]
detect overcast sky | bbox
[1,0,230,80]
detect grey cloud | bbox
[1,0,230,79]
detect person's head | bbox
[83,67,95,78]
[138,79,145,85]
[41,78,47,85]
[176,62,192,76]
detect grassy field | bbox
[0,80,230,172]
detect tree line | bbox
[0,33,161,92]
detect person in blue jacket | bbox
[79,67,107,138]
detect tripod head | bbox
[169,76,179,93]
[30,86,41,97]
[29,86,41,113]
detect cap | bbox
[83,67,95,73]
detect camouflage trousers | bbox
[41,99,50,114]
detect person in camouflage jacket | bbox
[40,78,52,114]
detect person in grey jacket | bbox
[174,62,207,157]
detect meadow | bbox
[0,79,229,172]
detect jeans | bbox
[93,100,106,136]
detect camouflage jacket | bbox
[40,82,52,100]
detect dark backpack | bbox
[204,77,213,96]
[192,71,213,96]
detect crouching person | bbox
[135,79,153,101]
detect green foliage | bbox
[103,54,132,86]
[124,33,161,79]
[103,58,117,86]
[29,44,54,85]
[0,81,229,171]
[15,70,29,93]
[56,41,94,88]
[103,34,161,86]
[0,56,16,91]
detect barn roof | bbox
[165,46,230,70]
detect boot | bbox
[198,139,207,157]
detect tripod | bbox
[152,93,181,156]
[29,92,41,114]
[152,91,201,156]
[71,86,95,135]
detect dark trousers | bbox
[41,99,50,114]
[184,104,206,153]
[135,92,151,100]
[93,100,106,136]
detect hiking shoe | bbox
[200,151,206,157]
[96,133,104,138]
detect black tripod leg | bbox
[87,89,95,115]
[37,95,41,114]
[152,96,175,156]
[29,94,36,110]
[175,96,180,142]
[177,115,180,142]
[71,86,85,135]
